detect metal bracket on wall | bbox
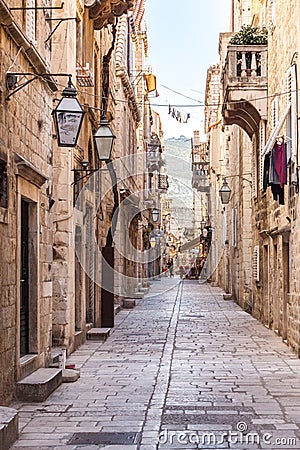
[45,17,77,44]
[5,72,71,100]
[10,2,64,10]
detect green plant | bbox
[229,25,268,45]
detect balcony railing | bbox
[158,174,169,191]
[76,63,94,87]
[192,172,210,192]
[192,162,209,192]
[222,44,267,136]
[146,144,161,169]
[223,45,267,83]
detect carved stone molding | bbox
[85,0,134,29]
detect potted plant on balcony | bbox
[229,25,267,76]
[229,25,268,45]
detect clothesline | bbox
[168,105,191,123]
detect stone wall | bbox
[0,9,54,403]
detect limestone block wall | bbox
[251,0,300,354]
[0,15,54,403]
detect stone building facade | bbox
[211,0,300,356]
[0,0,58,405]
[0,0,157,408]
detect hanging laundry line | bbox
[168,105,191,123]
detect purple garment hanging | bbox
[273,140,287,187]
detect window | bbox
[0,160,8,209]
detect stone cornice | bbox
[14,153,47,188]
[85,0,134,29]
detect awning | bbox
[144,74,157,93]
[261,103,291,157]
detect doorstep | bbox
[86,328,111,341]
[16,368,62,402]
[122,298,136,309]
[0,407,18,450]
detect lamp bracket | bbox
[221,173,252,186]
[45,17,77,44]
[72,168,99,185]
[5,72,72,100]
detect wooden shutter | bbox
[271,94,279,129]
[252,135,258,198]
[259,121,266,191]
[269,0,276,31]
[286,65,297,162]
[253,245,260,282]
[26,0,36,45]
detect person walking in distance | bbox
[167,258,174,277]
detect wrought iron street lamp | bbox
[94,117,116,161]
[219,179,231,204]
[200,219,206,230]
[151,207,159,223]
[149,233,156,248]
[53,76,85,147]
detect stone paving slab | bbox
[8,278,300,449]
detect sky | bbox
[145,0,231,139]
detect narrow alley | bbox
[9,279,300,450]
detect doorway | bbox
[273,243,279,332]
[20,199,29,357]
[282,241,290,340]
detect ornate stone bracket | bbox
[85,0,134,29]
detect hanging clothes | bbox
[266,138,287,205]
[273,139,287,187]
[262,152,270,192]
[271,184,285,205]
[168,105,191,123]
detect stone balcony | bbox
[158,174,169,191]
[222,44,267,137]
[146,145,161,171]
[192,163,210,192]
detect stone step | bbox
[123,298,136,309]
[127,292,144,299]
[137,287,149,293]
[114,304,121,315]
[49,347,63,367]
[86,328,111,341]
[16,368,62,402]
[62,369,80,383]
[0,407,18,450]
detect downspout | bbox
[101,20,120,247]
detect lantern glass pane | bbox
[94,124,115,160]
[54,97,84,147]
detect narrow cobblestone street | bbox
[10,279,300,450]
